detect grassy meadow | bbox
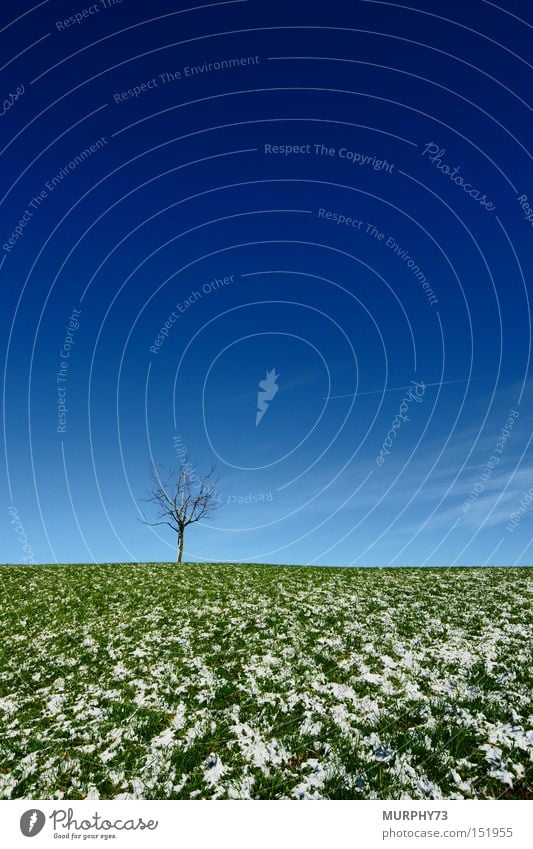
[0,563,531,799]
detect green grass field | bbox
[0,564,531,800]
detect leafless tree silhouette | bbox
[143,459,219,563]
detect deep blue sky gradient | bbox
[1,0,532,565]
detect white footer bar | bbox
[1,799,529,848]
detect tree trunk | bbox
[177,530,184,564]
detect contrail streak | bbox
[324,378,476,400]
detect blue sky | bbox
[1,0,532,565]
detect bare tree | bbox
[143,459,219,563]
